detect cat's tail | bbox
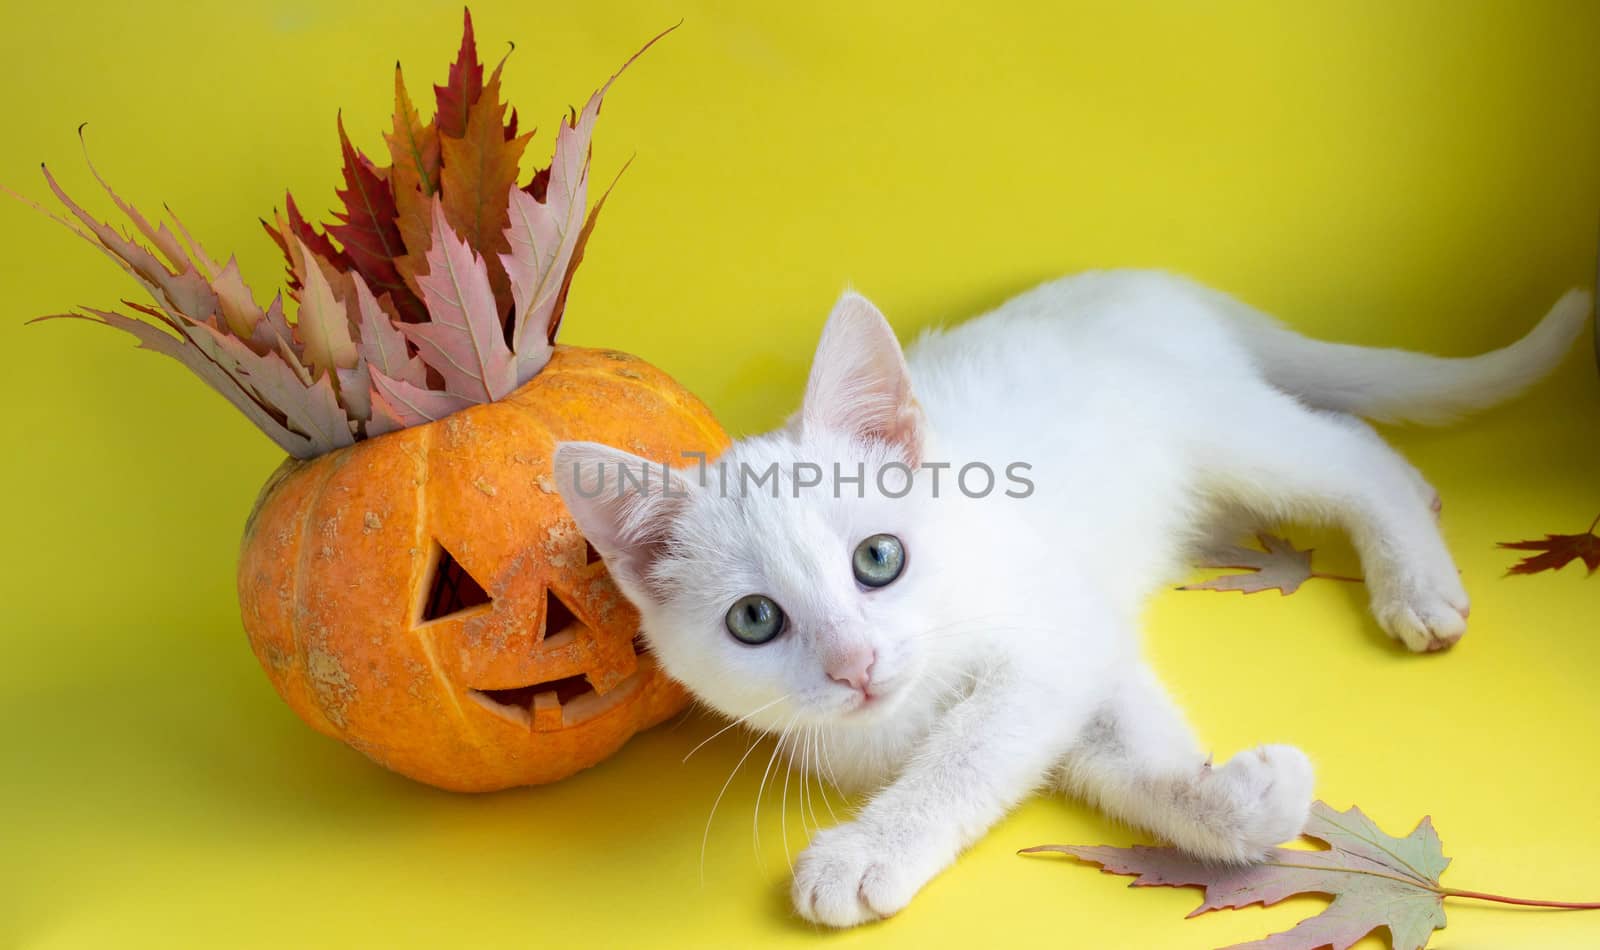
[1240,289,1591,425]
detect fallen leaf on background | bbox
[1023,801,1600,950]
[1181,532,1362,595]
[1498,514,1600,576]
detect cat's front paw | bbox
[1187,744,1315,863]
[1370,568,1469,653]
[791,821,931,928]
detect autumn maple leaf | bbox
[1181,531,1362,595]
[1498,513,1600,576]
[1024,801,1600,950]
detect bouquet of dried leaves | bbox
[20,10,661,459]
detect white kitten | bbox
[555,271,1588,928]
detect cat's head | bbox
[556,292,953,730]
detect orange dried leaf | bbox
[212,257,266,340]
[439,68,532,320]
[387,63,441,197]
[387,62,442,308]
[293,236,358,378]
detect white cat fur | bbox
[555,271,1588,928]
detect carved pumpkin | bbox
[238,346,726,790]
[25,15,717,789]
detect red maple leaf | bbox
[1498,513,1600,576]
[260,192,348,294]
[328,117,427,323]
[433,8,484,139]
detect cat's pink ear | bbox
[801,291,926,464]
[553,441,696,598]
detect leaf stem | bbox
[1586,511,1600,536]
[1443,888,1600,910]
[1310,571,1365,584]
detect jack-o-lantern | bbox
[239,348,725,790]
[27,14,724,789]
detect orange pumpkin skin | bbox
[237,346,727,791]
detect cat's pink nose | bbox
[826,647,876,692]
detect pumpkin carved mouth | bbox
[467,652,656,730]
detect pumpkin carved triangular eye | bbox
[420,542,492,624]
[543,589,580,640]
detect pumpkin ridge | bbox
[290,454,348,734]
[407,423,481,748]
[241,456,306,555]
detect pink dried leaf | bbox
[250,293,300,361]
[1181,532,1325,595]
[36,166,220,327]
[369,368,473,427]
[33,309,315,458]
[500,181,574,379]
[212,256,266,340]
[80,138,194,276]
[366,384,408,439]
[293,236,358,379]
[504,25,673,364]
[400,199,517,402]
[1024,801,1450,950]
[548,155,629,343]
[349,273,426,387]
[336,362,373,424]
[161,202,224,279]
[177,313,354,454]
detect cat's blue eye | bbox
[853,533,905,588]
[726,594,786,645]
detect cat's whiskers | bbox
[752,712,798,864]
[801,728,821,834]
[682,693,789,764]
[795,729,814,836]
[700,732,766,885]
[811,728,841,823]
[780,729,797,870]
[816,727,848,819]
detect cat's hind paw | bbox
[1370,571,1469,653]
[792,822,925,928]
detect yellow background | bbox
[2,1,1597,947]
